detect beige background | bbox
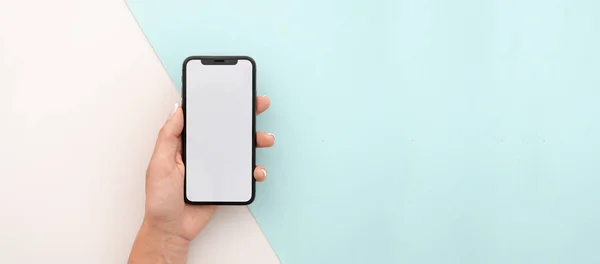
[0,0,279,263]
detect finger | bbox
[153,103,184,160]
[254,166,267,182]
[175,137,183,165]
[256,132,275,148]
[256,95,270,115]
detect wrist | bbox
[128,219,190,264]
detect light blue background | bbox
[127,0,600,263]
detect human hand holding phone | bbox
[128,96,273,264]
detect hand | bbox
[128,96,273,264]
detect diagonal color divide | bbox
[127,0,600,263]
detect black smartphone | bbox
[182,56,256,205]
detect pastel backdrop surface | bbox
[0,0,277,263]
[127,0,600,263]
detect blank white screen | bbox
[185,59,254,203]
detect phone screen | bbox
[183,57,255,204]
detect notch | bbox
[201,58,238,65]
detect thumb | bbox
[153,103,184,160]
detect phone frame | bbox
[182,55,257,205]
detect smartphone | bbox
[182,56,256,205]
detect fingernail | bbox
[261,169,267,179]
[268,133,275,140]
[169,103,179,119]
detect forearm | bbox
[128,220,190,264]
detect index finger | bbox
[256,95,270,115]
